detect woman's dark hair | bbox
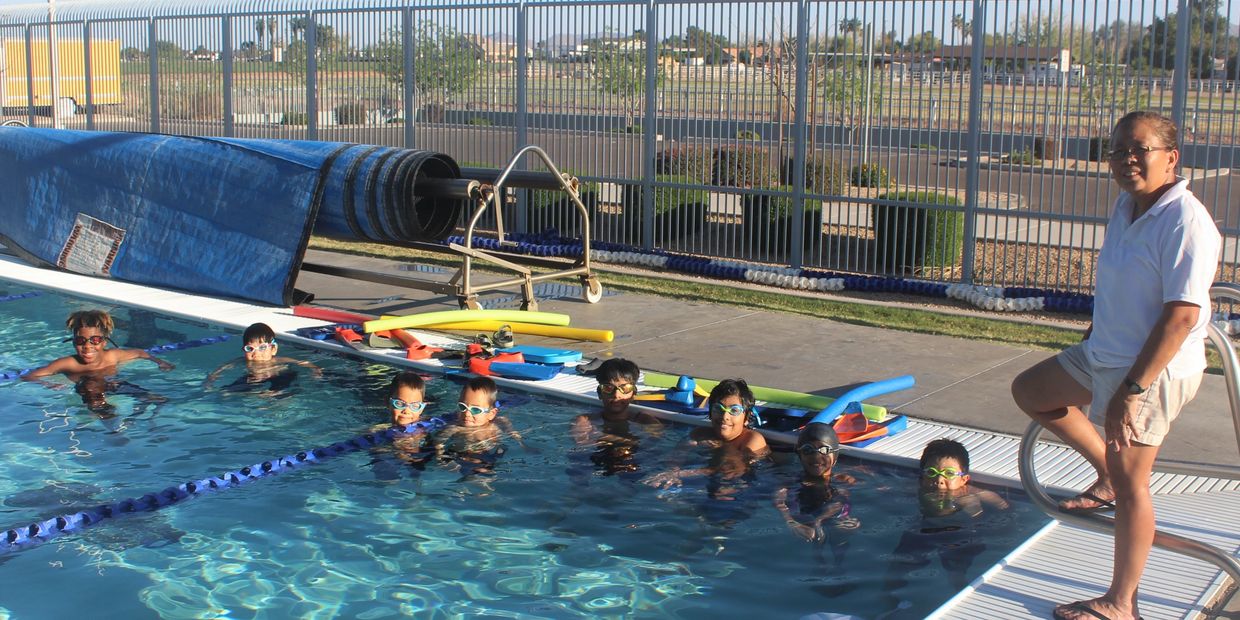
[1114,110,1179,150]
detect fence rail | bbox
[3,0,1239,293]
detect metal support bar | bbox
[148,18,159,133]
[221,16,233,137]
[640,0,657,251]
[960,0,986,285]
[305,11,317,141]
[83,21,94,130]
[402,7,414,149]
[1017,281,1240,584]
[788,0,809,268]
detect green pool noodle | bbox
[642,371,888,421]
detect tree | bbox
[254,18,265,52]
[1080,63,1149,135]
[902,31,942,53]
[952,14,971,45]
[1127,0,1239,78]
[121,46,145,62]
[371,21,484,112]
[153,40,184,61]
[590,42,662,129]
[239,41,261,61]
[684,26,730,65]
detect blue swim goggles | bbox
[390,398,427,413]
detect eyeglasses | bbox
[797,444,840,457]
[458,402,491,416]
[714,403,748,417]
[597,382,636,396]
[923,466,966,480]
[390,398,427,413]
[1106,145,1174,161]
[67,335,107,346]
[243,342,276,353]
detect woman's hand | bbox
[1104,391,1143,451]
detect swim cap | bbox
[797,423,841,451]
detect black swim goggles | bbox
[797,444,840,457]
[65,335,116,347]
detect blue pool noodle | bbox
[0,418,446,554]
[808,375,916,426]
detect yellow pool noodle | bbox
[364,309,569,333]
[419,320,614,343]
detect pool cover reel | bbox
[0,128,465,306]
[0,417,446,555]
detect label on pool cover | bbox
[57,213,126,277]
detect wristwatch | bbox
[1124,377,1147,395]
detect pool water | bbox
[0,286,1050,619]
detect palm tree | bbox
[267,17,278,50]
[952,14,971,46]
[255,18,265,51]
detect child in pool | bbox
[371,371,436,477]
[571,358,662,475]
[774,423,860,543]
[203,323,321,394]
[642,378,770,493]
[24,310,175,383]
[433,376,524,476]
[916,438,1008,519]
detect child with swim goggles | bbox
[570,358,663,478]
[433,377,528,477]
[774,423,860,543]
[24,309,175,384]
[203,323,321,392]
[916,438,1008,519]
[642,378,769,491]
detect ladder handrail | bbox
[1017,282,1240,583]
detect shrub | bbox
[800,152,847,194]
[334,102,367,125]
[653,175,710,215]
[911,143,938,150]
[529,168,600,212]
[871,191,965,270]
[281,111,308,125]
[1005,148,1040,165]
[850,163,891,188]
[656,145,714,183]
[736,129,761,141]
[467,116,493,127]
[744,185,821,253]
[714,145,776,188]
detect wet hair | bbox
[242,322,276,344]
[1114,110,1179,150]
[595,358,639,385]
[707,378,756,412]
[919,438,970,472]
[66,310,113,336]
[797,422,841,451]
[462,376,498,407]
[388,371,426,398]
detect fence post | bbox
[640,0,658,251]
[514,0,529,234]
[221,16,234,137]
[148,18,159,134]
[960,0,985,285]
[305,11,317,141]
[402,7,414,148]
[24,26,35,125]
[1169,0,1191,130]
[84,21,94,130]
[788,0,809,268]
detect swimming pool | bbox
[0,285,1051,618]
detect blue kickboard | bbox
[506,345,582,364]
[489,362,563,381]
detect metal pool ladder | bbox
[1017,282,1240,586]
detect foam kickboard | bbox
[506,345,583,364]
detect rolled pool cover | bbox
[0,128,464,306]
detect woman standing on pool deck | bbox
[1011,111,1220,620]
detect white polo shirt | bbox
[1088,179,1221,376]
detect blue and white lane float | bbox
[0,292,40,303]
[0,335,232,380]
[439,233,1098,314]
[0,418,446,555]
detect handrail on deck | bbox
[1017,282,1240,583]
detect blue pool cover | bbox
[0,128,463,305]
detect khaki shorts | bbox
[1055,341,1202,446]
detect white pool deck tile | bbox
[1,254,1237,620]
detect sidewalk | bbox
[295,247,1240,469]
